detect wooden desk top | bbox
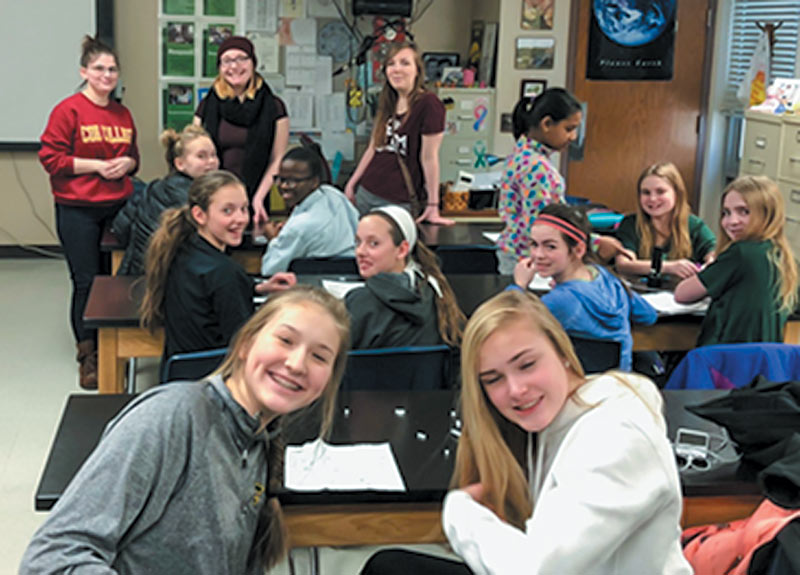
[35,389,757,512]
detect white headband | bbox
[371,205,417,252]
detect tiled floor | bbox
[0,258,457,574]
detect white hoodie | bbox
[443,373,692,575]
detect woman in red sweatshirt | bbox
[39,35,139,389]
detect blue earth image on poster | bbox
[592,0,676,47]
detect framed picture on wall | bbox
[521,0,554,30]
[520,79,547,100]
[515,37,555,70]
[422,52,460,83]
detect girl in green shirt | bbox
[615,162,716,279]
[675,175,798,346]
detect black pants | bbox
[361,549,472,575]
[56,202,122,343]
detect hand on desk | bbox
[416,205,455,226]
[663,259,701,279]
[262,221,284,240]
[255,272,297,294]
[596,236,635,263]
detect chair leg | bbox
[287,549,296,575]
[309,547,320,575]
[125,358,137,394]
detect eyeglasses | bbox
[275,175,315,186]
[220,55,251,67]
[88,65,119,75]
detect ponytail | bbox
[414,243,466,346]
[139,207,196,331]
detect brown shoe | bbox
[77,340,98,390]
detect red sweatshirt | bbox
[39,92,139,206]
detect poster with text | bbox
[163,22,195,76]
[587,0,676,81]
[203,24,235,77]
[163,84,195,131]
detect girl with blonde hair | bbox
[22,286,350,574]
[675,175,798,346]
[111,124,219,275]
[362,290,690,575]
[616,162,716,278]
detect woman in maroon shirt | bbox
[194,36,289,228]
[39,35,139,389]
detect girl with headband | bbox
[511,204,656,370]
[346,206,465,349]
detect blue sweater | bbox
[540,266,657,370]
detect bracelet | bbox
[427,202,439,206]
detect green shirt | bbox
[615,213,716,262]
[697,240,787,346]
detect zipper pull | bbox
[241,447,248,469]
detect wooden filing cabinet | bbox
[740,112,800,253]
[437,88,496,183]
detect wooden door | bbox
[567,0,712,213]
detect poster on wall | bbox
[163,22,195,76]
[163,84,195,130]
[586,0,676,81]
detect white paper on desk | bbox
[321,130,354,161]
[316,92,344,129]
[482,232,500,243]
[283,90,314,129]
[641,292,710,316]
[290,18,316,48]
[247,32,279,74]
[246,0,278,32]
[285,439,406,491]
[528,274,552,292]
[321,278,364,299]
[471,170,503,190]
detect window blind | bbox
[725,1,800,109]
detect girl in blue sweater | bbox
[513,204,656,370]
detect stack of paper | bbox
[321,278,364,299]
[641,291,709,316]
[285,439,406,491]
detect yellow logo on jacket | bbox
[80,124,133,144]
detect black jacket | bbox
[111,172,193,275]
[345,272,442,350]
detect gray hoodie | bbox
[20,376,271,575]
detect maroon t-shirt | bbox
[358,92,445,204]
[195,96,287,181]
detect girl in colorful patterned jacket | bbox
[496,88,629,274]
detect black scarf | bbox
[202,79,277,198]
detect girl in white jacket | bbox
[362,290,691,575]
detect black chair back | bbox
[161,348,228,383]
[341,345,455,391]
[569,336,621,374]
[288,257,359,274]
[435,246,498,274]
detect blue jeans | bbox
[56,202,123,343]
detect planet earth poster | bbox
[587,0,676,81]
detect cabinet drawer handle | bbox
[457,115,472,120]
[791,190,800,204]
[790,157,800,164]
[747,158,765,165]
[456,159,471,165]
[796,131,800,143]
[755,137,767,149]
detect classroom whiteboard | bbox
[0,0,98,148]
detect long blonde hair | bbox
[370,41,427,148]
[214,285,351,571]
[140,170,243,331]
[634,162,693,260]
[452,290,584,529]
[718,176,798,313]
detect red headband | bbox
[533,213,587,245]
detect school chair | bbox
[341,345,455,391]
[161,347,228,384]
[664,343,800,390]
[288,256,359,275]
[569,336,622,374]
[434,246,498,274]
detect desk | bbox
[36,390,762,549]
[83,274,722,393]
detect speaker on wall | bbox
[352,0,412,17]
